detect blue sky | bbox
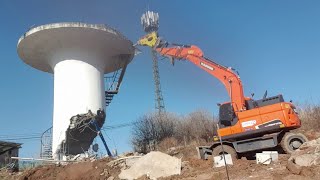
[1,0,320,157]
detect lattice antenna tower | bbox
[141,11,165,114]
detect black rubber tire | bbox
[297,133,308,142]
[212,145,238,159]
[280,132,308,154]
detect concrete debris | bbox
[65,110,106,156]
[256,151,278,165]
[287,159,302,174]
[263,151,279,162]
[107,156,142,170]
[125,156,141,167]
[256,153,272,165]
[295,154,320,166]
[118,151,181,180]
[299,138,320,150]
[71,154,82,161]
[290,136,320,167]
[213,154,233,167]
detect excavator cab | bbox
[219,102,238,128]
[218,94,286,128]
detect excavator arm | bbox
[137,32,247,112]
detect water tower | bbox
[17,22,134,159]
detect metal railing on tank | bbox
[104,63,128,107]
[40,127,53,159]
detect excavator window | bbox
[219,103,237,127]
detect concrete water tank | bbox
[17,22,134,159]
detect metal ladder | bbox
[104,64,128,106]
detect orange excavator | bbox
[136,31,307,159]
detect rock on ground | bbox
[119,151,181,180]
[287,159,302,174]
[290,137,320,167]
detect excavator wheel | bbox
[280,132,308,154]
[212,145,238,159]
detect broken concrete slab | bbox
[299,138,320,150]
[257,151,279,165]
[295,154,320,166]
[256,153,272,165]
[262,151,278,162]
[289,136,320,167]
[125,156,141,167]
[213,154,233,167]
[118,151,181,180]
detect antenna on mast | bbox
[141,11,165,115]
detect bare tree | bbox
[131,110,217,153]
[175,110,217,145]
[131,112,177,153]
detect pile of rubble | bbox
[119,151,181,179]
[287,137,320,174]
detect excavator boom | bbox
[137,32,246,112]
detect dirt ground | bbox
[164,154,320,180]
[1,152,319,180]
[157,142,320,179]
[0,157,120,180]
[1,131,320,180]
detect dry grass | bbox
[131,110,217,153]
[157,137,179,152]
[298,103,320,131]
